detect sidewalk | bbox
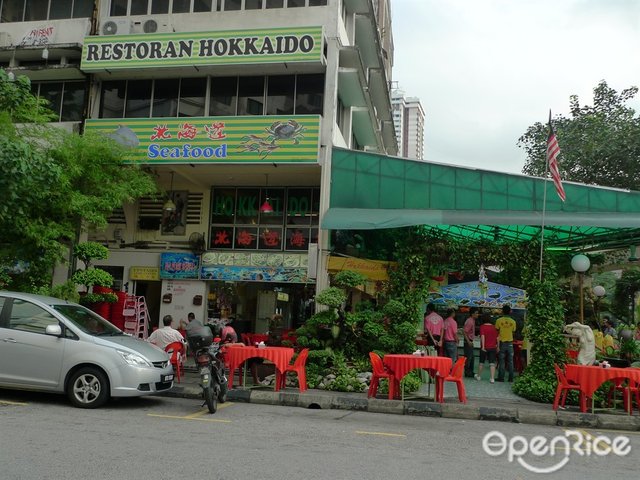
[157,366,640,432]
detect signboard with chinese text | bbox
[84,116,320,164]
[81,27,323,71]
[129,266,160,281]
[160,252,200,279]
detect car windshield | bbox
[52,304,122,336]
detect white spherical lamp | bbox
[593,285,606,298]
[570,254,591,273]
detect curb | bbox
[159,385,640,432]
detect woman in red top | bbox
[476,313,498,383]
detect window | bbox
[60,81,84,121]
[9,299,58,334]
[151,0,169,14]
[223,0,241,10]
[130,0,148,15]
[32,81,86,122]
[125,80,152,118]
[178,78,206,117]
[172,0,190,13]
[110,0,127,15]
[295,73,324,114]
[238,76,264,116]
[24,0,48,21]
[39,82,63,118]
[245,0,262,9]
[152,79,179,117]
[193,0,212,11]
[73,0,94,16]
[98,75,323,119]
[309,0,326,5]
[265,0,283,7]
[287,0,305,7]
[1,0,24,21]
[100,81,126,118]
[0,0,94,21]
[266,75,295,116]
[49,0,72,18]
[210,187,319,251]
[209,77,237,116]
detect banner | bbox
[160,252,200,279]
[84,115,320,164]
[327,256,395,281]
[81,27,323,71]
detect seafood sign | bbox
[81,27,323,71]
[84,116,320,164]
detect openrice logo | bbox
[482,429,631,474]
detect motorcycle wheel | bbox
[203,382,217,414]
[218,378,228,403]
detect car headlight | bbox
[117,350,153,368]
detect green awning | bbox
[323,148,640,250]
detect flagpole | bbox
[538,110,552,281]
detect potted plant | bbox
[71,242,117,316]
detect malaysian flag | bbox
[547,112,566,202]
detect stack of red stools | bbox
[109,291,128,330]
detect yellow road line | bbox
[0,400,28,406]
[355,431,406,438]
[148,402,233,422]
[147,413,232,423]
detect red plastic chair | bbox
[165,341,186,383]
[368,352,398,399]
[607,379,640,414]
[439,357,467,403]
[553,364,587,411]
[279,348,310,392]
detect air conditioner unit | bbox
[131,18,172,34]
[0,32,12,47]
[101,19,131,36]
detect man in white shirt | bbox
[147,315,185,351]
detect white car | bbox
[0,291,174,408]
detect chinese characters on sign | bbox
[150,122,227,141]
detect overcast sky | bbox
[391,0,640,174]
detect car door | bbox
[0,297,65,389]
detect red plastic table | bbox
[382,354,452,401]
[565,364,640,413]
[222,345,294,391]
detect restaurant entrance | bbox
[206,281,315,336]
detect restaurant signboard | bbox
[84,115,320,164]
[160,252,200,279]
[80,27,323,71]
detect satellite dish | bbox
[102,21,118,35]
[143,19,158,33]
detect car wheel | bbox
[67,368,110,409]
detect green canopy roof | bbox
[323,148,640,251]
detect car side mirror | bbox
[214,337,222,343]
[45,324,62,336]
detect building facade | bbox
[1,0,396,334]
[391,87,424,160]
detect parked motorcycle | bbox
[187,326,228,413]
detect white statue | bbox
[563,322,596,366]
